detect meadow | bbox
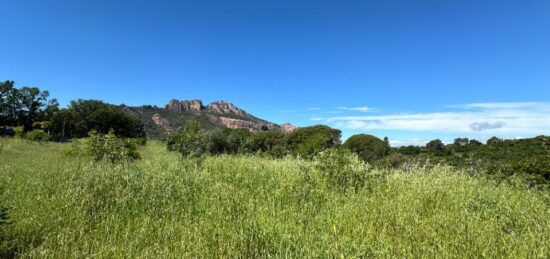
[1,138,550,258]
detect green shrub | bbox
[25,129,51,142]
[286,125,341,158]
[13,127,24,138]
[343,134,390,163]
[488,156,550,186]
[89,129,140,163]
[377,153,410,168]
[314,148,369,192]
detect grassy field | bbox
[1,138,550,258]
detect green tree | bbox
[244,130,286,154]
[453,138,469,147]
[426,139,446,156]
[16,87,52,131]
[0,80,16,126]
[285,125,341,157]
[52,100,145,138]
[343,134,390,163]
[167,120,202,157]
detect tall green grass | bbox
[1,138,549,257]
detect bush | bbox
[25,129,51,142]
[343,134,390,163]
[286,125,341,158]
[167,121,202,157]
[244,130,286,156]
[89,129,140,163]
[488,156,550,186]
[13,127,24,138]
[314,148,369,192]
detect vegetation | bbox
[51,99,145,138]
[168,122,342,159]
[285,125,341,157]
[0,80,58,132]
[343,134,390,163]
[1,138,550,257]
[2,78,550,257]
[88,129,141,163]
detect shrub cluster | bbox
[11,126,51,142]
[168,122,342,159]
[89,129,140,163]
[314,149,369,192]
[488,156,550,187]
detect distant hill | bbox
[122,99,296,138]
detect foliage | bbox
[12,127,24,138]
[285,125,341,157]
[25,129,51,142]
[167,120,202,157]
[0,81,58,131]
[1,138,550,257]
[343,134,390,163]
[88,129,140,163]
[51,99,145,138]
[314,148,369,192]
[426,139,446,155]
[488,156,550,186]
[243,130,286,157]
[168,121,253,157]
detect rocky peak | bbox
[206,100,247,116]
[166,99,204,112]
[280,123,298,134]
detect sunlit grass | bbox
[1,138,549,257]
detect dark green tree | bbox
[285,125,341,157]
[426,139,446,155]
[343,134,390,163]
[51,99,145,138]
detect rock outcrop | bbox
[146,99,299,135]
[217,117,277,132]
[280,123,298,134]
[166,99,204,112]
[206,101,247,117]
[152,113,173,134]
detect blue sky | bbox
[1,0,549,145]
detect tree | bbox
[454,138,469,147]
[167,120,202,157]
[0,81,58,130]
[243,130,286,157]
[50,109,81,137]
[51,99,145,138]
[0,80,15,126]
[343,134,390,163]
[486,136,503,146]
[426,139,446,155]
[285,125,341,157]
[16,87,52,131]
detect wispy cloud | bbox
[338,106,373,112]
[313,102,550,136]
[306,107,322,111]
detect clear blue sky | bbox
[1,0,549,145]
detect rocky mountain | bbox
[123,99,297,138]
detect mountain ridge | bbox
[123,99,297,138]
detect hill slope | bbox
[123,99,296,138]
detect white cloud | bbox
[338,106,373,112]
[389,138,431,147]
[314,102,550,136]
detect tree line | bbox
[0,80,145,140]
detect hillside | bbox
[123,99,296,138]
